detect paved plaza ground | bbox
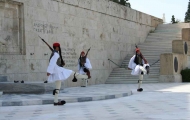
[1,83,190,120]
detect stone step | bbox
[122,60,160,63]
[110,73,160,76]
[110,71,159,74]
[137,47,172,50]
[143,40,173,44]
[121,62,160,66]
[136,50,171,54]
[157,23,190,28]
[146,36,181,39]
[154,29,181,33]
[106,79,159,84]
[143,41,172,45]
[123,57,160,60]
[155,28,182,31]
[157,23,190,26]
[137,44,172,48]
[126,56,161,59]
[121,62,160,65]
[111,70,160,76]
[110,74,160,77]
[109,74,159,77]
[106,78,159,82]
[139,42,172,45]
[125,53,164,57]
[112,71,160,74]
[120,64,160,67]
[112,69,160,72]
[148,33,181,37]
[122,57,160,60]
[120,63,160,66]
[154,31,181,34]
[105,24,184,84]
[108,75,159,79]
[145,39,179,43]
[155,28,183,30]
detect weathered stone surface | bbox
[182,28,190,41]
[160,53,187,75]
[0,76,7,82]
[159,75,182,83]
[172,40,190,55]
[0,82,63,94]
[0,0,163,88]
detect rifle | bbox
[38,36,53,51]
[85,47,91,57]
[38,35,65,67]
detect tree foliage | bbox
[171,15,179,24]
[110,0,131,8]
[185,0,190,22]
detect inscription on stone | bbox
[61,48,78,68]
[33,20,59,34]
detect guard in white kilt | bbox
[47,43,88,106]
[78,48,92,79]
[128,48,150,92]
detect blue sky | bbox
[129,0,189,23]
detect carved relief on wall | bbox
[0,2,24,54]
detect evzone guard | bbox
[44,41,89,105]
[78,48,92,79]
[47,43,89,106]
[128,47,150,92]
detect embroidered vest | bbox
[49,51,62,67]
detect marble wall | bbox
[0,0,163,87]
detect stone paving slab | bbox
[0,84,133,106]
[1,83,190,107]
[1,83,190,120]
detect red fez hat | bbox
[136,48,140,52]
[53,43,60,47]
[81,51,85,54]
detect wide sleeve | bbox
[85,58,92,69]
[128,55,135,69]
[47,53,59,74]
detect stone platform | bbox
[0,84,133,106]
[0,82,64,94]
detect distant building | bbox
[163,13,166,23]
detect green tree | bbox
[110,0,131,8]
[171,15,176,24]
[119,0,131,8]
[185,0,190,22]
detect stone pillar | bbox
[160,53,187,82]
[182,28,190,41]
[172,40,190,55]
